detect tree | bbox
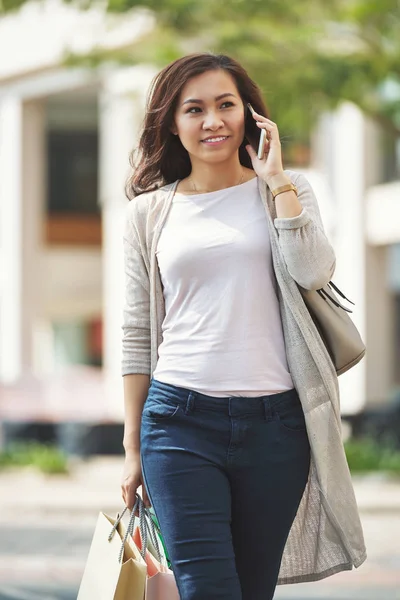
[2,0,400,149]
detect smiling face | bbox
[172,69,246,166]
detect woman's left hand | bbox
[245,112,284,182]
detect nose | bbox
[202,110,224,131]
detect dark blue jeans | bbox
[140,378,310,600]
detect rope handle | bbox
[108,495,165,565]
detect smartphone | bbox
[247,103,267,159]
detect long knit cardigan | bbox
[122,170,367,584]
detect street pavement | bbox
[0,457,399,600]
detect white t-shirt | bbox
[152,176,294,397]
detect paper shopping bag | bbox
[148,509,171,568]
[131,516,169,569]
[133,524,179,600]
[77,512,147,600]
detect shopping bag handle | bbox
[136,494,164,565]
[108,494,164,565]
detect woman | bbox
[121,53,366,600]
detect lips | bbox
[201,136,229,144]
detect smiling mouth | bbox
[201,136,229,144]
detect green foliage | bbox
[0,0,28,12]
[0,442,69,475]
[1,0,400,138]
[345,437,400,474]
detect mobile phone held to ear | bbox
[257,129,267,160]
[247,103,267,160]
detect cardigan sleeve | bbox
[121,205,151,376]
[273,172,336,290]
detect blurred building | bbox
[0,0,156,431]
[0,0,399,437]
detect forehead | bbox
[179,69,239,101]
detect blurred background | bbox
[0,0,399,598]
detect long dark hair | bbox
[126,53,270,199]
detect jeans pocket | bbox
[142,397,181,422]
[274,392,307,433]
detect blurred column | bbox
[0,97,45,383]
[364,244,394,405]
[99,66,155,419]
[364,118,396,406]
[330,103,367,415]
[0,96,23,382]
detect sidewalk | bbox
[0,456,125,526]
[0,458,399,596]
[0,456,399,523]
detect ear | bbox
[170,121,178,136]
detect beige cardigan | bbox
[122,170,367,584]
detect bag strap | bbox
[317,288,354,313]
[328,281,355,305]
[138,497,164,565]
[108,495,164,565]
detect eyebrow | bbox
[181,92,237,106]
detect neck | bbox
[189,157,245,193]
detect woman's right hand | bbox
[121,451,151,510]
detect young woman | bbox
[121,53,366,600]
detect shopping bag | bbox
[131,513,169,568]
[148,508,171,568]
[77,499,147,600]
[131,518,165,567]
[131,495,179,600]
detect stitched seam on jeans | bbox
[226,418,235,467]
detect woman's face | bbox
[172,69,245,165]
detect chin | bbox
[200,147,239,161]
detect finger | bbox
[249,110,269,122]
[258,127,272,142]
[251,111,277,128]
[256,121,277,133]
[138,481,151,508]
[126,487,137,512]
[143,486,152,508]
[256,122,279,143]
[245,144,258,161]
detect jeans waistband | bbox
[149,378,298,418]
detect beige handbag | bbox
[299,280,366,376]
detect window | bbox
[380,131,400,184]
[53,317,102,368]
[46,130,101,245]
[47,130,99,214]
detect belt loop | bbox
[185,391,195,415]
[263,397,272,421]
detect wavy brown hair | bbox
[125,53,270,198]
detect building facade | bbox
[0,1,399,425]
